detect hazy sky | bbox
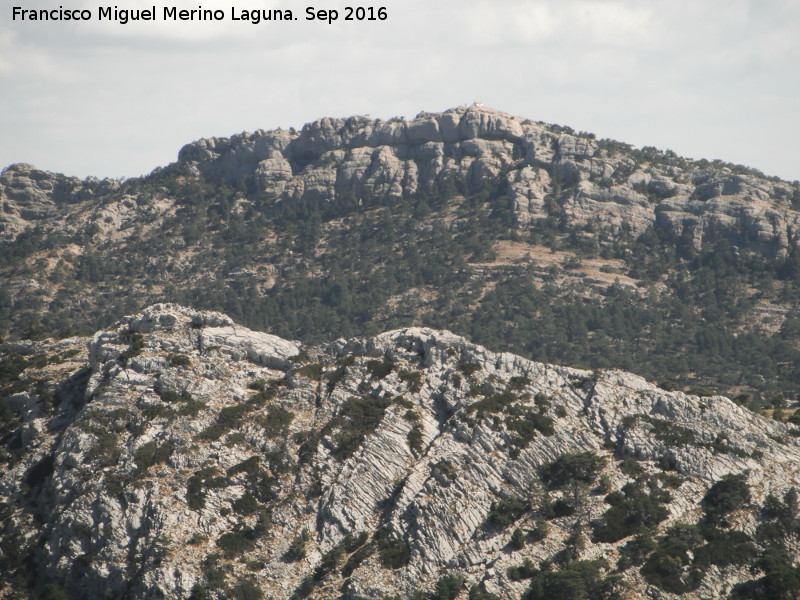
[2,0,799,181]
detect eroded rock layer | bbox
[2,304,799,599]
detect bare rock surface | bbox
[2,304,800,599]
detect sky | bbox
[1,0,799,182]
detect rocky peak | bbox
[171,105,800,258]
[0,163,120,239]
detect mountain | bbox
[2,104,800,404]
[3,304,800,600]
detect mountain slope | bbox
[3,305,800,599]
[2,104,800,400]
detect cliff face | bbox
[174,104,800,257]
[2,305,799,599]
[2,104,799,256]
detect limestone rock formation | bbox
[2,304,800,599]
[3,104,799,257]
[172,104,800,257]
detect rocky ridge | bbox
[4,104,798,256]
[2,304,800,599]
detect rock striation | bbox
[2,304,800,599]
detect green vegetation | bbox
[3,158,800,407]
[216,526,257,558]
[506,408,555,452]
[509,527,526,550]
[407,423,424,454]
[431,574,465,600]
[592,483,669,543]
[197,403,252,441]
[341,542,374,577]
[118,332,145,364]
[325,395,392,460]
[540,452,606,489]
[624,414,749,457]
[701,472,750,524]
[285,529,310,562]
[507,558,538,581]
[522,560,620,600]
[487,497,529,528]
[366,359,394,379]
[257,406,294,438]
[433,459,457,481]
[186,467,228,510]
[398,369,423,392]
[168,353,192,368]
[133,440,173,476]
[375,530,411,569]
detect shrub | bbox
[550,499,576,518]
[507,557,538,581]
[432,574,465,600]
[188,533,208,545]
[366,359,393,379]
[178,398,206,417]
[314,544,345,581]
[457,361,482,376]
[169,354,192,368]
[186,468,228,510]
[407,423,424,454]
[469,390,517,414]
[640,524,703,594]
[540,452,606,489]
[294,363,323,381]
[233,492,260,516]
[341,542,374,577]
[143,404,176,420]
[529,519,549,542]
[506,408,555,449]
[285,529,310,562]
[523,560,609,600]
[398,369,423,392]
[198,403,251,441]
[248,379,267,391]
[119,332,145,363]
[619,460,644,478]
[159,389,194,403]
[325,356,354,393]
[509,375,531,391]
[434,460,457,481]
[592,483,668,543]
[468,585,500,600]
[533,392,550,411]
[702,473,750,523]
[693,529,757,569]
[488,497,529,528]
[376,531,410,569]
[227,456,261,477]
[259,406,294,438]
[510,527,526,550]
[216,527,256,558]
[134,440,173,475]
[228,579,263,600]
[755,547,800,600]
[640,415,698,447]
[328,395,391,460]
[616,533,656,570]
[40,584,69,600]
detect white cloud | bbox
[1,0,798,181]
